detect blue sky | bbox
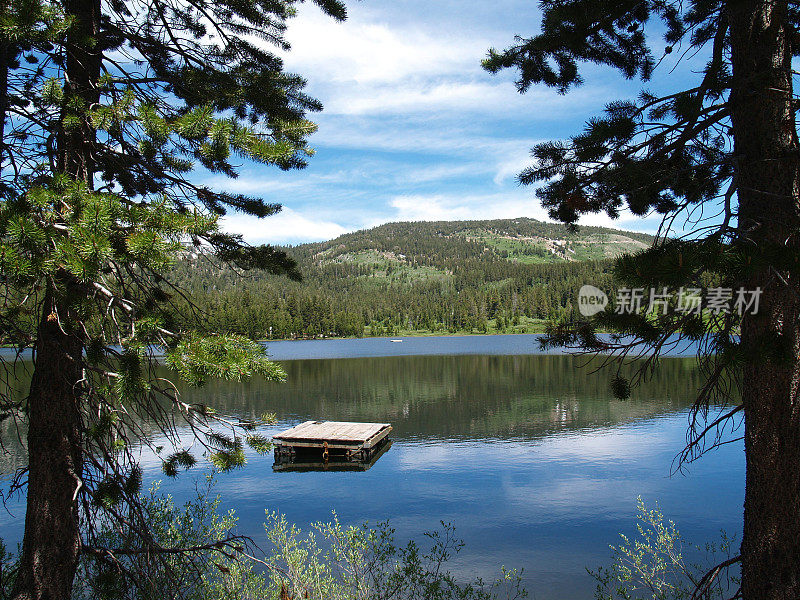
[216,0,683,245]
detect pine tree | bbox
[0,0,345,597]
[486,2,799,598]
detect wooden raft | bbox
[272,420,392,462]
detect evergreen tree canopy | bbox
[0,0,344,597]
[485,0,740,226]
[486,2,800,599]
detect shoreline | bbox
[260,329,547,343]
[2,331,698,362]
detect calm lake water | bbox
[0,336,743,600]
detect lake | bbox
[0,336,743,599]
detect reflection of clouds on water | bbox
[0,352,741,600]
[388,420,683,529]
[536,419,679,463]
[394,441,480,471]
[393,418,678,472]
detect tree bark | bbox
[57,0,101,183]
[13,284,84,600]
[12,0,100,597]
[728,1,800,598]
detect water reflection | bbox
[1,353,704,454]
[180,354,704,440]
[273,440,393,472]
[0,353,742,600]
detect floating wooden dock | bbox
[272,420,392,463]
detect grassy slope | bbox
[169,217,650,339]
[283,218,648,337]
[288,217,651,276]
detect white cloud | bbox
[314,119,539,156]
[281,3,607,120]
[222,207,348,244]
[220,192,657,245]
[283,8,483,86]
[201,175,307,195]
[384,192,657,234]
[493,151,534,185]
[217,1,663,244]
[325,79,523,115]
[386,192,551,223]
[398,163,481,184]
[577,211,661,233]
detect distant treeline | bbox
[167,220,627,339]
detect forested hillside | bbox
[168,218,652,338]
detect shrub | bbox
[76,476,526,600]
[592,498,739,600]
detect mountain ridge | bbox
[284,217,653,268]
[170,217,647,339]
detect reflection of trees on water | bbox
[1,354,712,475]
[181,354,707,439]
[0,359,32,478]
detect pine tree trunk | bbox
[57,0,101,181]
[13,0,100,597]
[12,285,84,600]
[728,1,800,598]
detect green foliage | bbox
[1,0,347,590]
[592,498,738,600]
[76,480,254,600]
[208,445,247,473]
[264,512,526,600]
[483,0,793,465]
[77,478,526,600]
[166,334,286,387]
[0,540,17,600]
[611,375,631,400]
[162,450,197,477]
[163,218,639,340]
[245,433,272,455]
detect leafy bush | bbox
[76,479,262,600]
[0,540,17,600]
[75,477,526,600]
[0,492,739,600]
[263,512,526,600]
[592,498,739,600]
